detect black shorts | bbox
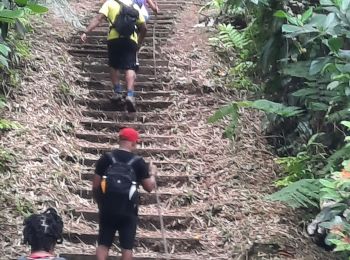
[107,38,137,70]
[98,213,138,250]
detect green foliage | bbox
[312,122,350,252]
[200,0,226,11]
[265,179,321,208]
[0,148,13,172]
[210,0,350,251]
[0,118,20,131]
[275,153,314,187]
[58,81,72,96]
[15,196,35,216]
[0,42,10,68]
[209,99,303,137]
[0,0,47,69]
[208,102,239,138]
[210,23,251,50]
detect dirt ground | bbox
[0,0,339,259]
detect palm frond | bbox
[265,179,321,209]
[209,23,250,50]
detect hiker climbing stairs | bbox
[59,1,214,259]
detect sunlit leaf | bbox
[0,43,10,56]
[0,9,24,19]
[15,0,27,6]
[26,3,48,14]
[0,55,8,68]
[301,8,313,23]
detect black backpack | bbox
[101,153,140,214]
[112,0,139,37]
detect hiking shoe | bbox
[125,96,136,112]
[110,93,123,103]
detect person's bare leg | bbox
[96,245,109,260]
[120,249,133,260]
[125,69,136,91]
[110,68,121,93]
[125,69,136,112]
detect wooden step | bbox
[74,56,168,67]
[70,44,162,51]
[72,30,170,39]
[69,49,161,58]
[81,72,160,82]
[86,90,175,99]
[79,145,181,157]
[75,131,176,145]
[74,188,189,205]
[77,98,173,111]
[77,80,165,91]
[74,208,192,230]
[60,253,196,260]
[72,46,162,59]
[80,120,176,132]
[82,110,170,122]
[78,64,167,75]
[63,230,201,253]
[99,19,174,27]
[96,24,173,31]
[79,156,187,170]
[81,172,189,187]
[70,36,168,45]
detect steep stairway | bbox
[60,1,212,259]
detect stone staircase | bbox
[59,1,216,259]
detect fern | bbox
[208,102,239,138]
[0,96,6,109]
[319,144,350,176]
[209,99,303,138]
[265,179,321,209]
[250,99,303,117]
[0,119,20,131]
[210,24,251,50]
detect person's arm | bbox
[137,23,147,48]
[92,153,110,205]
[141,162,157,193]
[92,174,102,205]
[146,0,159,14]
[81,13,106,42]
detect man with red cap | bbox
[92,128,156,260]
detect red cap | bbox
[119,128,140,143]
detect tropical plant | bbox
[265,178,321,208]
[305,122,350,253]
[208,0,350,252]
[0,147,13,172]
[209,99,303,137]
[209,23,251,50]
[0,0,48,68]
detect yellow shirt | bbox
[99,0,145,43]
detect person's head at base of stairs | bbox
[23,207,63,253]
[119,127,140,152]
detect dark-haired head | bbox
[23,208,63,253]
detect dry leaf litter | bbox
[0,0,338,260]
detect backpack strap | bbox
[106,152,117,165]
[108,0,124,31]
[127,155,141,166]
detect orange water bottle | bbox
[101,176,107,194]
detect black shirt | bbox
[95,149,150,184]
[95,149,150,216]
